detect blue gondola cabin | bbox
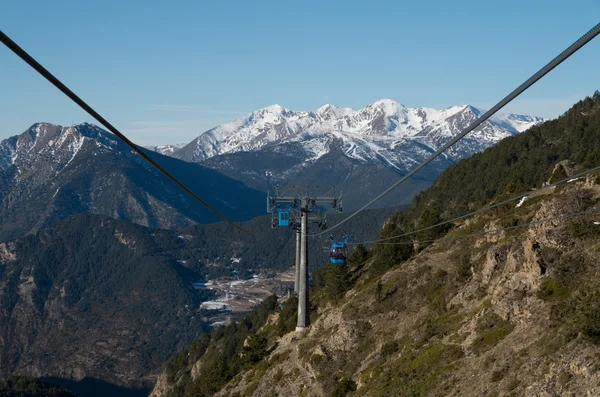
[278,210,291,227]
[330,236,349,264]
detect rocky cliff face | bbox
[152,177,600,397]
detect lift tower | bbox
[267,185,342,330]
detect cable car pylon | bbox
[267,185,342,330]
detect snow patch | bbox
[192,282,207,290]
[200,301,232,311]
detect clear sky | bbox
[1,0,598,145]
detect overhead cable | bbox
[0,29,254,237]
[362,206,600,246]
[310,23,600,237]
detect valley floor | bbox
[198,268,296,327]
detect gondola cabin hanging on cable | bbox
[278,208,291,227]
[329,235,349,264]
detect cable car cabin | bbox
[278,209,291,227]
[329,236,349,264]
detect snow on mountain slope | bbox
[144,143,186,156]
[175,100,545,172]
[0,123,266,241]
[0,123,121,175]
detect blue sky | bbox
[1,0,598,145]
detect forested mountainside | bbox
[152,93,600,397]
[0,215,213,390]
[0,123,264,242]
[0,376,76,397]
[201,146,435,210]
[0,205,396,391]
[179,206,401,279]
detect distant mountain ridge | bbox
[149,100,545,210]
[173,99,544,167]
[0,123,265,242]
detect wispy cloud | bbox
[149,104,249,115]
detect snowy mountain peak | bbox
[174,99,546,165]
[369,98,406,111]
[315,104,354,120]
[317,104,334,112]
[0,123,125,173]
[256,104,290,115]
[462,105,481,116]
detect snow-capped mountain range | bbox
[173,99,545,172]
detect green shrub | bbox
[277,296,298,335]
[537,278,569,301]
[329,378,357,397]
[456,251,472,282]
[381,341,399,357]
[556,289,600,343]
[363,343,463,396]
[0,377,76,397]
[420,307,464,341]
[472,313,515,354]
[490,369,505,382]
[273,368,284,385]
[558,371,572,386]
[291,367,300,380]
[310,354,324,366]
[568,219,600,239]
